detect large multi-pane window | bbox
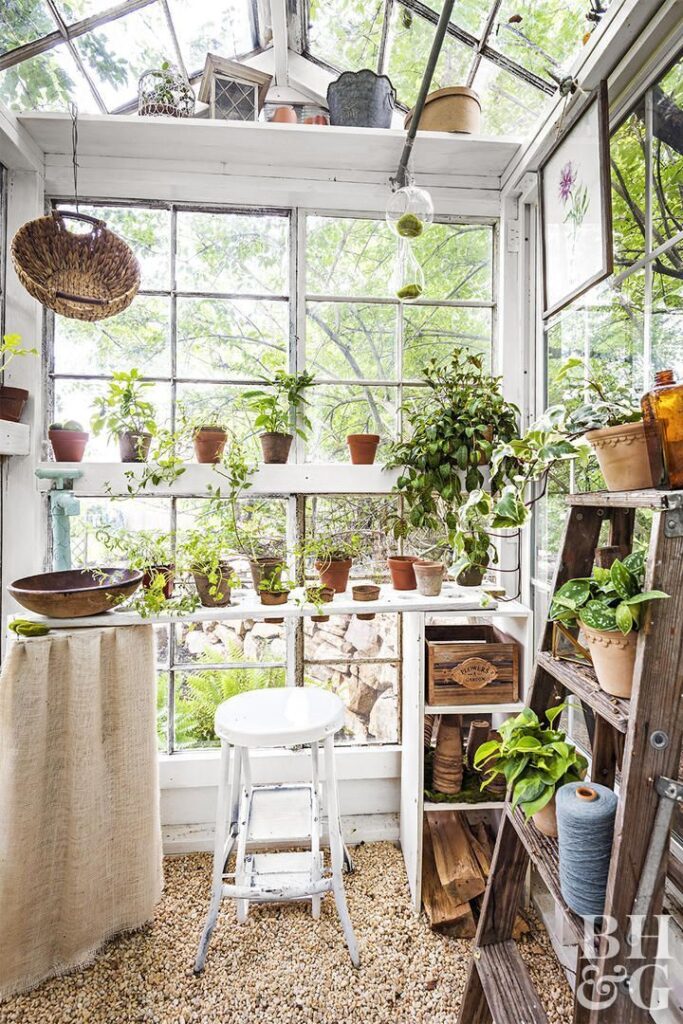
[47,202,496,754]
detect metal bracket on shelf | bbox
[663,494,683,537]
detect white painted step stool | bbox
[194,687,360,971]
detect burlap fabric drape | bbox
[0,625,163,999]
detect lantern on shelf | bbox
[198,54,272,121]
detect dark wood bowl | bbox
[8,568,143,618]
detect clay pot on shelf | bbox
[532,795,558,838]
[585,422,653,492]
[414,559,444,597]
[457,565,486,587]
[352,583,380,620]
[249,557,283,592]
[346,433,380,465]
[432,714,463,795]
[142,564,175,600]
[193,564,232,608]
[119,430,152,463]
[0,386,29,423]
[582,625,637,698]
[193,428,228,465]
[49,427,89,462]
[259,589,289,624]
[306,585,335,622]
[315,558,352,593]
[260,431,293,464]
[387,555,418,591]
[271,105,298,124]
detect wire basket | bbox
[138,66,194,118]
[11,210,141,322]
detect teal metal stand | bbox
[35,467,84,571]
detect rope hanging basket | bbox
[11,210,141,323]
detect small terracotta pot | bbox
[414,560,444,597]
[0,386,29,423]
[582,625,637,698]
[585,422,653,492]
[260,589,288,623]
[193,563,232,608]
[346,433,380,465]
[260,431,293,464]
[306,585,334,622]
[352,583,380,619]
[316,558,352,593]
[142,564,175,600]
[533,795,558,837]
[249,557,283,591]
[49,429,89,462]
[119,431,152,463]
[271,105,297,123]
[457,565,485,587]
[193,429,227,464]
[387,555,418,591]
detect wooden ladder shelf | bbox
[457,489,683,1024]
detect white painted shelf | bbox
[423,800,506,812]
[425,700,525,716]
[0,420,30,457]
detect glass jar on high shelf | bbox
[641,369,683,489]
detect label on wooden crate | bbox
[447,657,498,690]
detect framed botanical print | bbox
[539,81,613,319]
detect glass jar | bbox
[641,369,683,489]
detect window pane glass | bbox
[168,0,254,72]
[307,383,397,461]
[174,620,286,665]
[306,216,394,298]
[306,0,384,72]
[429,0,489,38]
[53,380,171,459]
[385,5,473,110]
[306,302,396,381]
[651,270,683,376]
[0,1,54,54]
[175,497,288,577]
[174,665,286,749]
[412,223,493,301]
[54,296,171,377]
[305,664,399,743]
[55,0,123,22]
[652,59,683,249]
[403,305,492,377]
[304,495,398,578]
[473,56,546,136]
[177,297,288,380]
[304,613,399,659]
[492,0,589,82]
[176,211,289,295]
[532,460,570,588]
[611,111,647,272]
[0,46,99,112]
[71,497,172,567]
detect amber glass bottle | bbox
[641,369,683,489]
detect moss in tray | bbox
[424,748,501,805]
[396,212,424,238]
[396,283,423,300]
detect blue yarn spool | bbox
[557,782,618,917]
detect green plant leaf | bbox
[615,601,634,635]
[610,559,636,599]
[579,600,618,632]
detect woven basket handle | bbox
[51,210,109,305]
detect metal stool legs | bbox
[324,735,360,967]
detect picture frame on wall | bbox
[539,81,613,319]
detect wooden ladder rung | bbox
[537,651,630,733]
[475,941,549,1024]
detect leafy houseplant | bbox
[301,532,363,593]
[245,370,315,464]
[451,490,499,586]
[179,406,230,465]
[549,551,668,698]
[258,568,292,623]
[0,333,38,423]
[48,419,89,462]
[96,528,175,599]
[91,369,157,463]
[180,529,238,609]
[474,705,588,837]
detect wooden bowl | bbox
[8,568,143,618]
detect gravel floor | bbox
[0,843,573,1024]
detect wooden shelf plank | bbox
[567,489,680,509]
[424,800,505,812]
[537,650,630,734]
[475,939,549,1024]
[0,420,30,456]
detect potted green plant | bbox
[96,527,175,599]
[451,490,498,586]
[0,333,37,422]
[304,583,335,622]
[48,419,89,462]
[180,529,237,608]
[138,62,194,118]
[474,705,588,837]
[301,532,363,593]
[549,551,668,698]
[91,369,157,463]
[258,568,291,623]
[245,370,315,463]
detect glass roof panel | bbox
[0,0,56,56]
[492,0,592,80]
[53,0,136,23]
[385,4,473,111]
[473,55,546,135]
[426,0,492,39]
[73,3,180,111]
[0,43,101,112]
[306,0,385,73]
[168,0,255,75]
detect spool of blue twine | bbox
[557,781,618,917]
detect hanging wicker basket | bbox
[10,210,141,322]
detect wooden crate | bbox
[426,624,519,706]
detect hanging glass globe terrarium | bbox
[386,182,434,240]
[390,240,425,303]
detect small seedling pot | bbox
[414,559,444,597]
[249,557,283,592]
[260,431,293,464]
[0,386,29,423]
[49,428,89,462]
[119,430,152,463]
[582,625,637,698]
[306,585,334,622]
[142,564,175,600]
[457,565,486,587]
[585,422,653,491]
[315,558,352,593]
[387,555,418,591]
[533,795,558,837]
[352,583,380,619]
[346,433,380,465]
[193,428,228,464]
[260,589,289,624]
[193,563,232,608]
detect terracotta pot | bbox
[260,431,293,464]
[352,583,380,619]
[582,624,637,698]
[260,589,288,623]
[0,386,29,423]
[316,558,352,593]
[193,429,227,464]
[306,585,334,622]
[414,560,444,597]
[49,428,89,462]
[533,795,558,837]
[404,86,481,134]
[119,431,152,463]
[457,565,485,587]
[346,433,380,465]
[249,557,283,591]
[271,105,297,123]
[585,421,653,492]
[193,563,232,607]
[142,564,175,600]
[387,555,418,591]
